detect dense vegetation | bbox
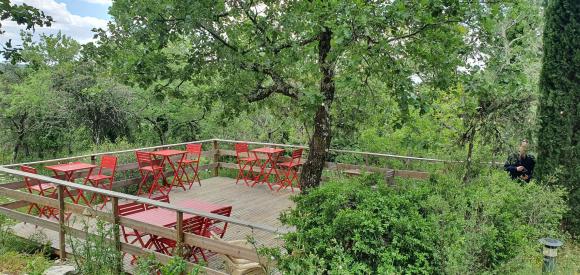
[272,171,567,274]
[0,0,578,274]
[536,0,580,236]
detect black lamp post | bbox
[539,237,563,273]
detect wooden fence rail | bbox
[0,138,455,273]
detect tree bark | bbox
[300,28,335,192]
[462,126,476,183]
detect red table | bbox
[124,200,231,254]
[251,147,285,191]
[175,200,230,213]
[45,162,96,205]
[150,150,187,193]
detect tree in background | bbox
[0,0,53,63]
[536,0,579,235]
[96,0,481,190]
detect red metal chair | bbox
[203,206,232,239]
[20,166,58,219]
[197,206,233,261]
[235,143,258,186]
[155,216,207,262]
[177,144,202,189]
[276,149,303,192]
[118,201,153,264]
[87,155,117,209]
[135,151,168,198]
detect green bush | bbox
[69,218,123,275]
[272,170,567,274]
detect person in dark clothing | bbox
[504,139,535,182]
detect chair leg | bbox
[193,163,201,187]
[235,161,244,184]
[137,170,150,195]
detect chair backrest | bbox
[20,165,42,194]
[135,151,152,168]
[205,206,233,237]
[146,194,170,209]
[185,144,202,161]
[183,216,206,235]
[99,155,118,176]
[118,201,146,216]
[235,143,250,159]
[291,149,303,165]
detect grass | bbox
[0,214,54,275]
[0,251,52,275]
[501,240,580,274]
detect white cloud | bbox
[82,0,112,5]
[1,0,109,49]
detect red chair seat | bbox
[204,225,225,237]
[29,183,56,192]
[139,165,164,172]
[278,161,302,168]
[87,174,113,181]
[240,157,258,162]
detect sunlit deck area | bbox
[0,138,435,274]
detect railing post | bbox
[90,155,96,165]
[57,185,66,260]
[213,140,220,177]
[176,211,184,258]
[111,197,122,274]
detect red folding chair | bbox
[235,143,258,186]
[87,155,117,209]
[136,151,168,198]
[155,216,207,262]
[118,201,154,264]
[203,206,232,239]
[20,166,58,219]
[177,144,202,189]
[197,206,233,261]
[276,149,303,192]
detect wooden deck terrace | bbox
[0,138,443,274]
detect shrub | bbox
[272,169,567,274]
[69,218,123,275]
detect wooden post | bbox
[111,197,122,274]
[176,211,184,258]
[90,155,96,165]
[364,155,370,172]
[57,185,66,260]
[212,140,219,177]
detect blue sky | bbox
[1,0,112,48]
[61,0,111,20]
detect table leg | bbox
[76,168,93,206]
[251,153,268,187]
[167,154,186,192]
[262,153,281,191]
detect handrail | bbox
[2,139,214,168]
[4,137,480,168]
[214,138,463,163]
[0,166,290,234]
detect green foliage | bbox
[273,170,566,274]
[0,0,53,62]
[69,218,123,275]
[0,214,53,274]
[135,254,202,275]
[536,0,580,236]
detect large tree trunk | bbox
[300,28,335,192]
